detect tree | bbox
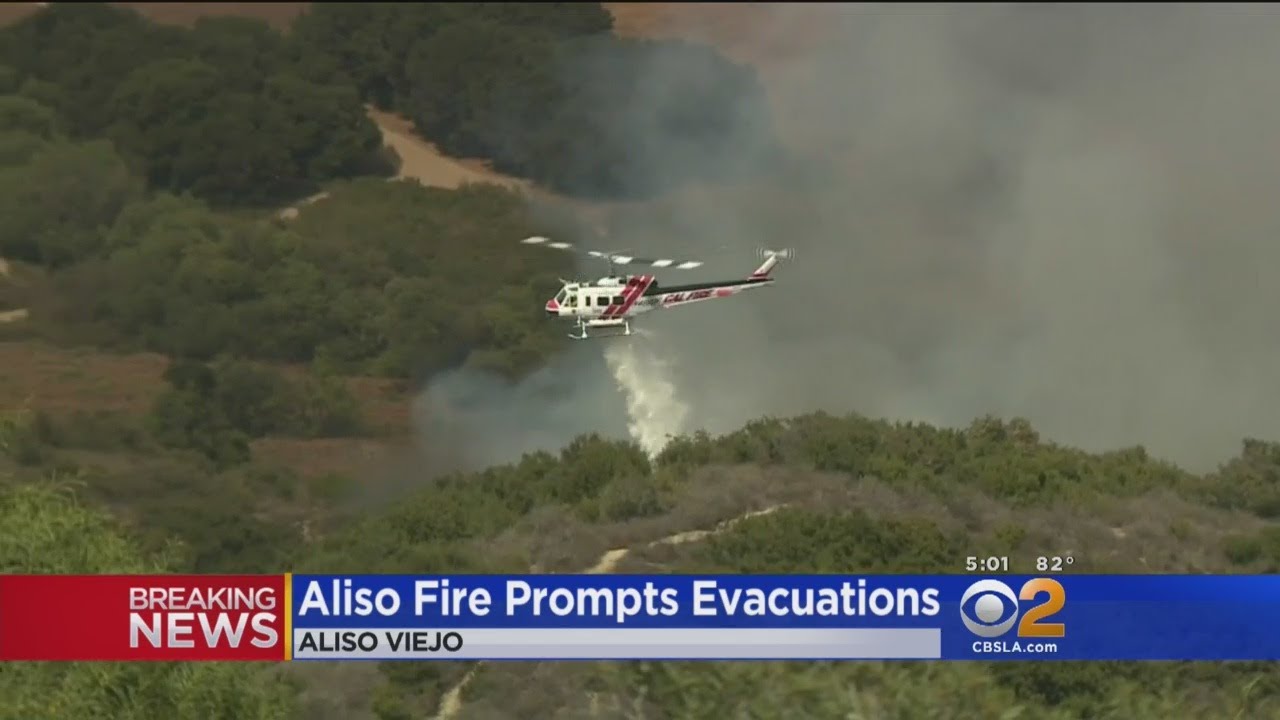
[1,5,395,207]
[0,4,189,137]
[0,137,144,267]
[186,16,291,93]
[290,4,442,108]
[262,73,388,181]
[292,2,769,200]
[291,4,612,110]
[146,387,251,469]
[0,94,60,138]
[107,58,228,189]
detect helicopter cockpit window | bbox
[568,293,578,307]
[555,288,567,304]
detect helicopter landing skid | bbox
[569,318,632,340]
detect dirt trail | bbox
[0,258,27,324]
[275,190,331,221]
[277,109,542,223]
[432,504,786,720]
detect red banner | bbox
[0,575,289,661]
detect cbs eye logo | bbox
[960,578,1066,639]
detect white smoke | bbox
[603,332,689,458]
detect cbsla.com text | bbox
[972,640,1059,654]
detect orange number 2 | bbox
[1017,578,1066,638]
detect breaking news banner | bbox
[2,574,1280,661]
[0,575,286,661]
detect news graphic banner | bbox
[3,574,1280,661]
[0,575,286,661]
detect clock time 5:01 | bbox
[965,556,1009,573]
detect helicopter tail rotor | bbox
[756,247,796,261]
[749,247,794,280]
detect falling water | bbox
[603,331,689,458]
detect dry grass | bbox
[0,4,47,27]
[250,436,403,480]
[476,464,849,574]
[0,340,170,416]
[467,457,1263,583]
[611,473,1267,577]
[0,3,835,71]
[0,339,415,480]
[0,3,828,61]
[0,341,409,428]
[605,2,839,67]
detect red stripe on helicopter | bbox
[606,274,650,316]
[605,275,654,318]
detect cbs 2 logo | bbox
[960,578,1065,639]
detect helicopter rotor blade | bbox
[520,236,703,270]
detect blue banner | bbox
[288,574,1280,660]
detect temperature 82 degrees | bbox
[1035,555,1076,573]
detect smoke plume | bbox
[593,4,1280,472]
[411,5,1280,475]
[408,330,688,473]
[410,341,629,471]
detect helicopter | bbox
[520,236,793,340]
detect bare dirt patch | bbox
[0,257,32,324]
[0,309,29,324]
[370,109,530,192]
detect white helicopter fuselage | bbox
[545,274,772,319]
[520,235,791,340]
[543,251,786,339]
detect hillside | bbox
[3,4,1280,720]
[9,414,1280,718]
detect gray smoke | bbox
[411,340,632,471]
[411,5,1280,475]
[410,328,688,471]
[594,4,1280,472]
